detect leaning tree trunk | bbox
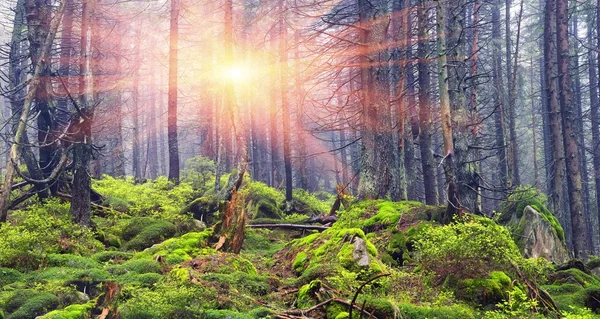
[0,0,65,222]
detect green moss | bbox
[132,229,213,264]
[228,256,257,275]
[297,279,321,308]
[0,267,22,286]
[91,251,133,263]
[117,272,162,287]
[457,271,511,305]
[552,269,600,287]
[30,267,110,282]
[6,291,59,319]
[123,218,177,251]
[39,300,95,319]
[499,186,565,246]
[293,252,308,274]
[45,254,101,269]
[199,272,273,296]
[397,302,477,319]
[108,258,161,275]
[587,257,600,270]
[198,310,253,319]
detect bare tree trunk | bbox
[588,8,600,254]
[132,23,142,182]
[505,0,521,186]
[436,0,460,222]
[148,64,159,180]
[446,0,478,213]
[492,0,508,195]
[269,29,280,188]
[279,0,293,209]
[71,0,95,226]
[556,0,588,257]
[168,0,180,182]
[417,0,438,205]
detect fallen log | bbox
[247,223,329,231]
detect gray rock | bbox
[194,219,207,231]
[507,205,569,264]
[352,237,370,267]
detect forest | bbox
[1,0,600,317]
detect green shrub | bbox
[415,216,522,282]
[93,176,194,223]
[181,156,216,191]
[0,267,22,287]
[0,200,102,271]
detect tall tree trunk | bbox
[404,0,419,201]
[556,0,588,257]
[544,0,566,235]
[505,0,521,186]
[436,0,460,222]
[132,24,142,182]
[168,0,180,182]
[148,64,159,180]
[492,0,509,194]
[589,7,600,254]
[571,13,593,251]
[269,29,280,188]
[446,0,478,213]
[279,0,293,209]
[417,0,438,205]
[294,30,308,189]
[71,0,95,225]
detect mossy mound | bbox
[122,217,177,251]
[0,268,22,287]
[39,300,95,319]
[283,227,385,290]
[550,268,600,287]
[132,229,213,264]
[244,181,285,219]
[4,290,59,319]
[455,271,511,305]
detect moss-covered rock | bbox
[456,271,511,305]
[122,217,177,251]
[498,187,568,264]
[38,300,95,319]
[5,290,59,319]
[297,279,322,308]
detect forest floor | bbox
[1,168,600,318]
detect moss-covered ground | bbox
[0,166,599,318]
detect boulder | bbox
[505,205,569,264]
[352,237,370,267]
